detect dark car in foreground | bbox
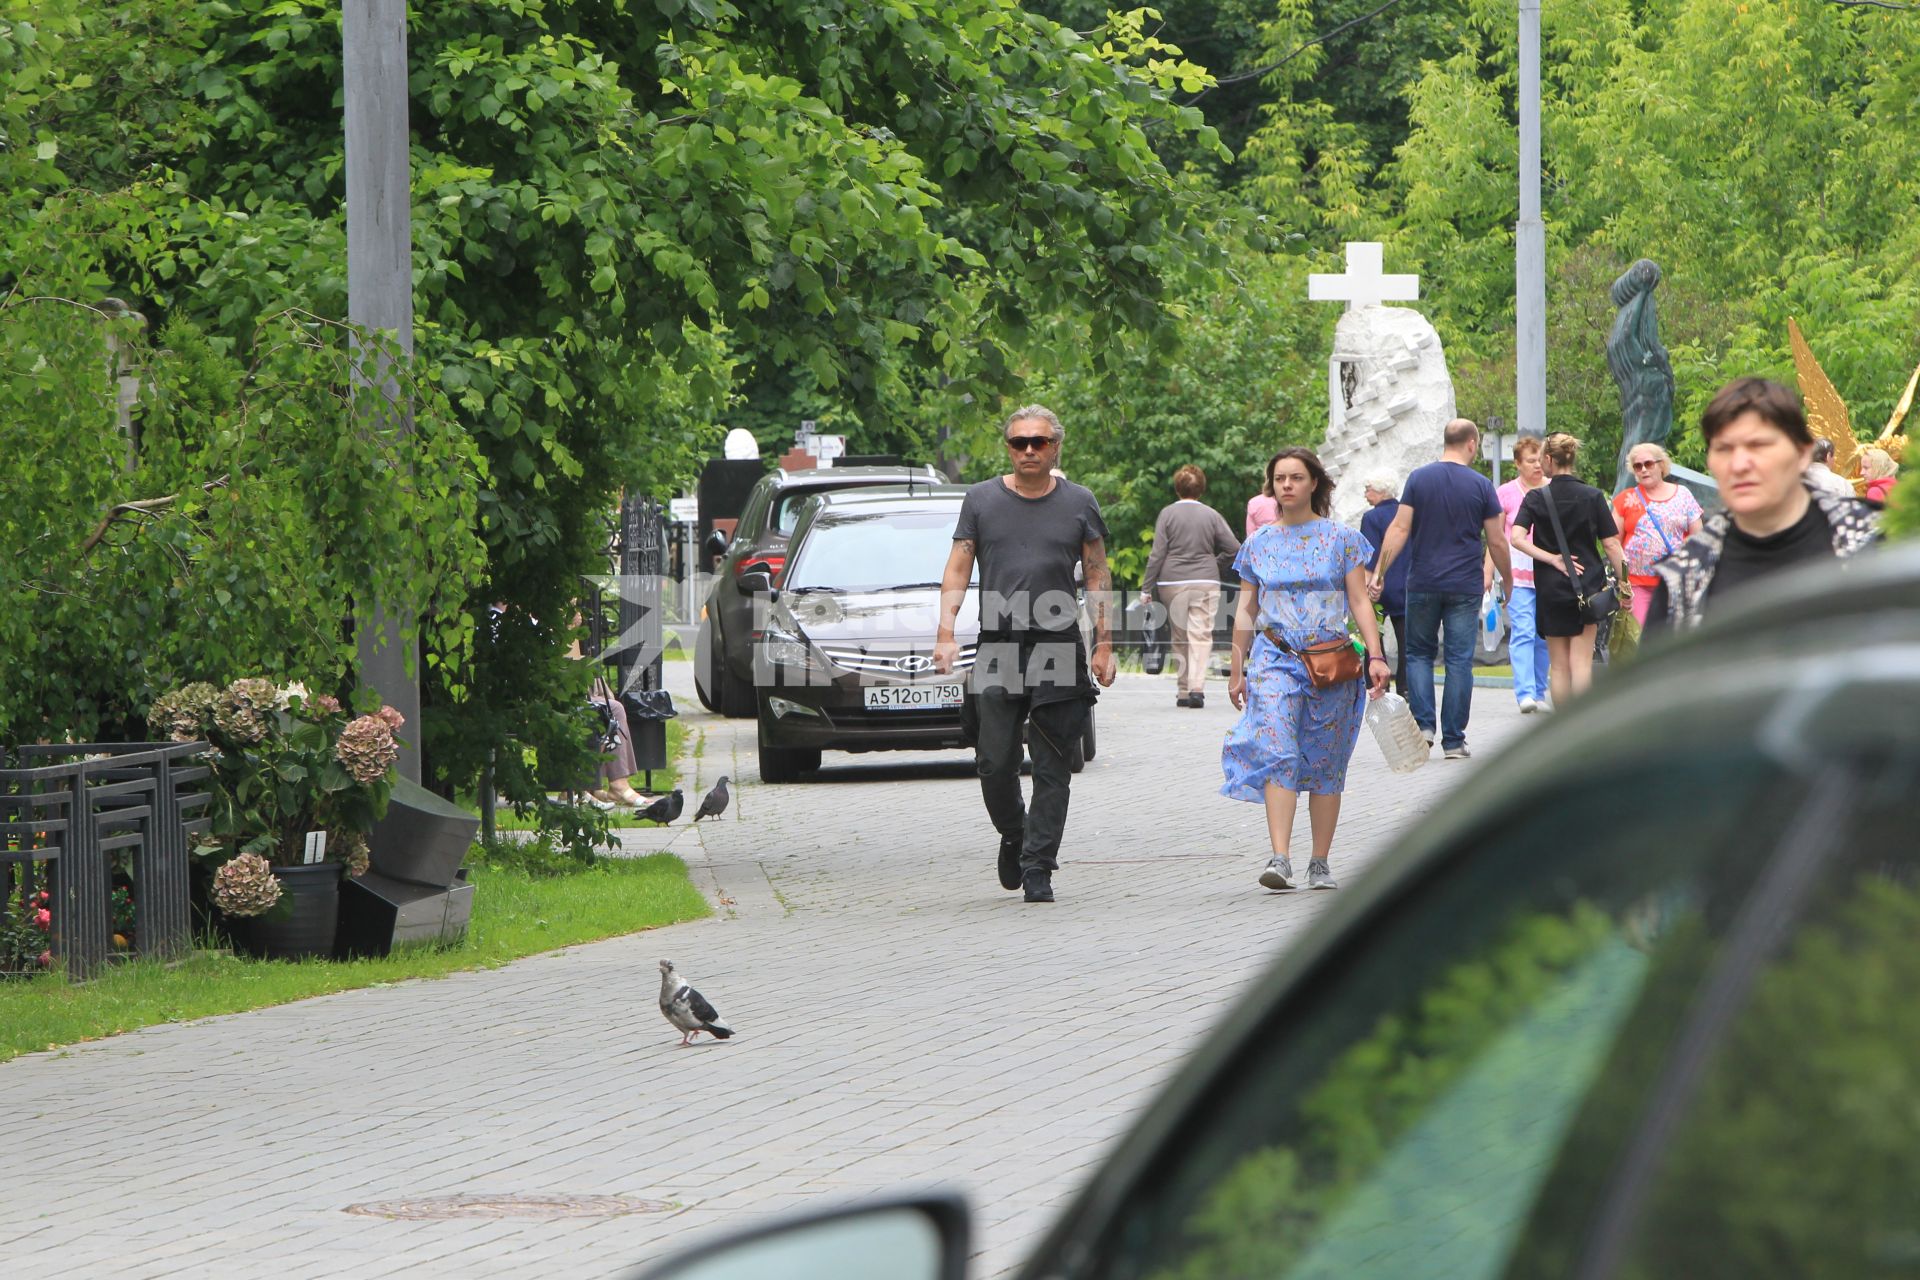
[696,464,938,718]
[749,486,1095,782]
[641,540,1920,1279]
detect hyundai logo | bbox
[894,654,934,674]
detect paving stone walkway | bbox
[2,664,1527,1279]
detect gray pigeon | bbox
[692,775,730,823]
[658,959,735,1046]
[637,790,683,824]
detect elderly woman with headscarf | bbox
[1611,441,1704,626]
[1861,447,1900,504]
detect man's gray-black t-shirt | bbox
[953,477,1108,637]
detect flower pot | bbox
[234,863,343,961]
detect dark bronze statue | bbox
[1607,259,1675,493]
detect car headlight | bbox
[763,632,816,670]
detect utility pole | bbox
[344,0,420,781]
[1516,0,1547,439]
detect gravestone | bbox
[338,777,477,957]
[1309,243,1458,526]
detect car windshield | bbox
[785,508,967,592]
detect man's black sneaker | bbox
[1022,869,1055,903]
[998,834,1023,891]
[1190,692,1205,709]
[1175,693,1192,707]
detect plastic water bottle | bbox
[1366,692,1430,773]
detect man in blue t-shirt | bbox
[1367,420,1512,758]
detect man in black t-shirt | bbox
[1644,378,1880,634]
[934,406,1116,903]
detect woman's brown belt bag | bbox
[1266,629,1364,689]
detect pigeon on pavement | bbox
[658,959,735,1046]
[692,775,730,823]
[637,790,684,825]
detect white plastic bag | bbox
[1480,588,1505,653]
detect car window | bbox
[786,509,970,592]
[1508,753,1920,1280]
[771,488,838,536]
[731,481,775,547]
[1068,741,1915,1280]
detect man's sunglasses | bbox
[1007,435,1057,452]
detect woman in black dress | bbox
[1507,434,1630,706]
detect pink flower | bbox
[36,950,51,969]
[314,694,344,715]
[376,705,405,731]
[32,908,50,930]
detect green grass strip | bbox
[0,853,710,1063]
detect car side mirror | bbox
[703,529,729,562]
[629,1195,968,1280]
[736,567,775,595]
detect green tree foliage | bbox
[1,7,485,739]
[988,249,1321,578]
[5,0,1224,803]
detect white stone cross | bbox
[1308,242,1419,311]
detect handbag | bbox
[1540,480,1619,624]
[1635,487,1678,557]
[1266,628,1364,689]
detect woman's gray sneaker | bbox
[1259,855,1295,891]
[1308,859,1338,890]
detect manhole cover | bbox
[345,1194,676,1221]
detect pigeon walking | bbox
[691,775,730,823]
[637,790,684,825]
[658,959,735,1046]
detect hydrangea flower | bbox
[335,715,399,784]
[214,678,277,745]
[332,829,371,878]
[211,853,283,918]
[148,681,221,741]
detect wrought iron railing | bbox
[0,742,211,981]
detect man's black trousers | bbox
[972,687,1090,874]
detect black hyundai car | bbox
[642,540,1920,1278]
[696,464,938,718]
[749,486,1095,782]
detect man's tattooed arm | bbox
[1081,537,1112,648]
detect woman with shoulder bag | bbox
[1612,442,1703,625]
[1508,434,1630,706]
[1222,447,1390,895]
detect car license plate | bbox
[864,683,964,711]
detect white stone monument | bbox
[1308,243,1457,527]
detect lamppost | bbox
[1516,0,1546,441]
[344,0,419,781]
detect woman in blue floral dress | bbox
[1222,447,1390,892]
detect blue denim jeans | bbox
[1405,590,1479,749]
[1505,586,1551,704]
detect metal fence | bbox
[0,742,211,981]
